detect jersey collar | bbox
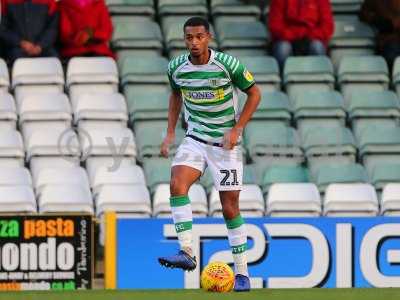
[187,49,215,67]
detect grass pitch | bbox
[0,288,399,300]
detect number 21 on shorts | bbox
[220,169,240,186]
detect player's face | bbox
[184,26,211,58]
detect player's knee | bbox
[170,178,188,196]
[221,199,239,220]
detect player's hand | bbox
[223,127,242,150]
[160,132,175,158]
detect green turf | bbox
[0,288,399,300]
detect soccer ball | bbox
[200,261,234,293]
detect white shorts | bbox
[172,137,243,191]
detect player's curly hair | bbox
[183,17,210,32]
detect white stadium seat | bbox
[79,127,136,158]
[209,185,265,217]
[0,129,24,162]
[266,183,322,217]
[0,158,24,168]
[18,93,72,124]
[12,58,64,101]
[12,57,64,87]
[0,167,32,186]
[33,166,90,197]
[0,186,36,213]
[324,183,379,216]
[0,58,10,92]
[85,156,136,182]
[0,93,17,128]
[67,57,119,100]
[95,184,151,217]
[38,184,94,214]
[91,165,146,196]
[78,120,126,130]
[381,184,400,216]
[153,184,207,218]
[30,156,80,180]
[73,92,128,125]
[24,123,80,161]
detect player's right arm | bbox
[161,90,182,157]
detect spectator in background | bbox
[58,0,114,58]
[268,0,334,69]
[360,0,400,69]
[0,0,59,63]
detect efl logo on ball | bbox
[200,262,234,293]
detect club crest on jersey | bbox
[208,78,222,87]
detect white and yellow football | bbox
[200,261,234,293]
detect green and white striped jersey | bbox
[167,49,256,143]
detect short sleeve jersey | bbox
[167,49,256,143]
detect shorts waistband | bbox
[186,134,241,148]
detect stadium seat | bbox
[85,156,136,181]
[72,92,128,125]
[106,0,155,17]
[357,126,400,162]
[338,56,389,101]
[391,57,400,96]
[79,127,136,158]
[215,19,269,52]
[34,166,91,197]
[0,93,17,129]
[266,183,321,217]
[347,90,400,137]
[153,183,207,218]
[283,56,335,99]
[96,184,152,217]
[210,0,261,20]
[134,120,185,160]
[237,56,281,91]
[244,121,303,160]
[18,93,72,125]
[0,58,10,92]
[120,56,169,86]
[313,163,369,193]
[90,165,146,196]
[0,167,32,186]
[30,156,80,180]
[111,19,163,56]
[67,57,119,100]
[142,157,172,194]
[125,85,170,122]
[324,183,379,216]
[381,183,400,216]
[157,0,208,16]
[368,163,400,192]
[24,123,79,162]
[329,20,375,68]
[0,186,36,213]
[261,165,309,195]
[12,58,64,100]
[39,184,94,214]
[239,91,290,124]
[292,90,346,126]
[302,126,357,158]
[330,0,363,14]
[0,129,25,164]
[209,185,264,217]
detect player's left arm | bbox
[224,64,261,150]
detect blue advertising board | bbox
[104,215,400,289]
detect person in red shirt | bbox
[58,0,114,58]
[268,0,334,69]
